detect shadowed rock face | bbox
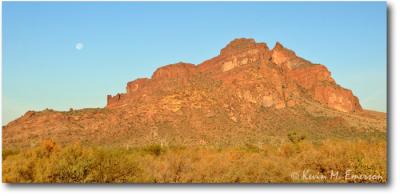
[107,38,362,112]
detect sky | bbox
[2,2,387,124]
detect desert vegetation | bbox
[3,136,386,183]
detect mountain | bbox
[3,38,386,150]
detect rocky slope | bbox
[3,38,386,149]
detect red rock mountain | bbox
[107,38,362,112]
[3,38,385,149]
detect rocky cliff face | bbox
[152,62,196,80]
[107,38,362,113]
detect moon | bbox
[75,42,84,50]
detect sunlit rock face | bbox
[106,38,362,113]
[151,62,196,80]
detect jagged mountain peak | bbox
[220,38,269,56]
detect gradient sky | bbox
[2,2,387,124]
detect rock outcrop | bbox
[126,78,150,94]
[289,64,362,112]
[152,62,196,80]
[271,42,311,69]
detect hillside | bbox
[2,38,387,183]
[3,38,386,150]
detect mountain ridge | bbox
[3,38,385,150]
[107,38,362,112]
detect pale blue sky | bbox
[2,2,387,124]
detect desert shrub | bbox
[2,141,142,183]
[2,151,36,182]
[2,149,19,161]
[43,143,97,182]
[84,148,141,183]
[240,142,261,153]
[142,144,164,156]
[3,139,386,183]
[287,131,306,144]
